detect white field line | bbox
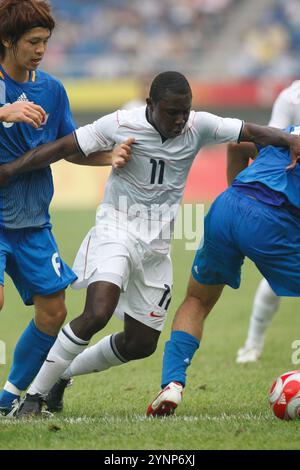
[1,412,272,425]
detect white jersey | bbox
[269,81,300,128]
[75,106,242,252]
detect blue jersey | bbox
[234,125,300,210]
[0,66,76,229]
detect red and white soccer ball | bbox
[269,370,300,420]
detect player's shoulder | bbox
[35,70,66,92]
[116,105,147,129]
[189,110,222,127]
[277,81,300,104]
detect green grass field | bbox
[0,208,299,450]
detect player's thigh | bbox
[192,189,245,289]
[33,290,67,335]
[72,225,132,291]
[115,253,172,332]
[239,205,300,296]
[9,227,76,306]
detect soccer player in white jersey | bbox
[1,71,300,416]
[227,80,300,364]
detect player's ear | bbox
[2,38,12,49]
[146,97,153,111]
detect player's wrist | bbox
[0,107,7,122]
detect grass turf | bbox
[0,209,299,450]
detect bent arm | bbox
[241,123,300,169]
[0,132,133,185]
[226,142,257,185]
[65,151,112,166]
[241,123,293,147]
[4,133,78,177]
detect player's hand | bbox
[286,137,300,170]
[112,137,134,169]
[0,101,46,129]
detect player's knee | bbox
[125,336,158,360]
[83,301,113,332]
[186,294,213,319]
[53,306,67,327]
[35,304,67,335]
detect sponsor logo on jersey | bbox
[17,93,29,102]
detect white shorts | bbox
[72,222,173,332]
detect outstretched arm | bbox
[66,138,133,168]
[241,123,300,169]
[0,133,133,185]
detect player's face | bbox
[10,27,51,71]
[148,92,192,139]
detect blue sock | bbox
[161,330,200,388]
[0,390,19,409]
[0,320,56,408]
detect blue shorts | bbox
[0,227,77,305]
[192,187,300,297]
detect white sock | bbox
[28,324,89,397]
[61,334,127,379]
[246,278,280,349]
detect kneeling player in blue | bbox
[0,0,123,417]
[147,125,300,416]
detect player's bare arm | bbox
[226,142,257,185]
[66,138,134,168]
[241,123,300,169]
[0,101,46,128]
[0,134,133,186]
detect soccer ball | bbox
[269,370,300,420]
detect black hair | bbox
[0,0,55,59]
[149,71,192,103]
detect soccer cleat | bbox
[236,344,263,364]
[0,398,20,419]
[146,381,183,417]
[17,393,52,419]
[45,378,72,412]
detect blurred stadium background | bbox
[47,0,300,208]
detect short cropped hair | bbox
[149,71,192,103]
[0,0,55,58]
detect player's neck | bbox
[146,106,168,143]
[1,58,30,83]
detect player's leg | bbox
[0,228,75,415]
[0,233,20,416]
[0,286,15,416]
[147,189,244,416]
[46,317,161,413]
[235,197,300,364]
[46,252,170,413]
[56,313,160,381]
[17,280,121,416]
[18,229,132,416]
[0,292,66,416]
[147,278,224,417]
[236,278,281,363]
